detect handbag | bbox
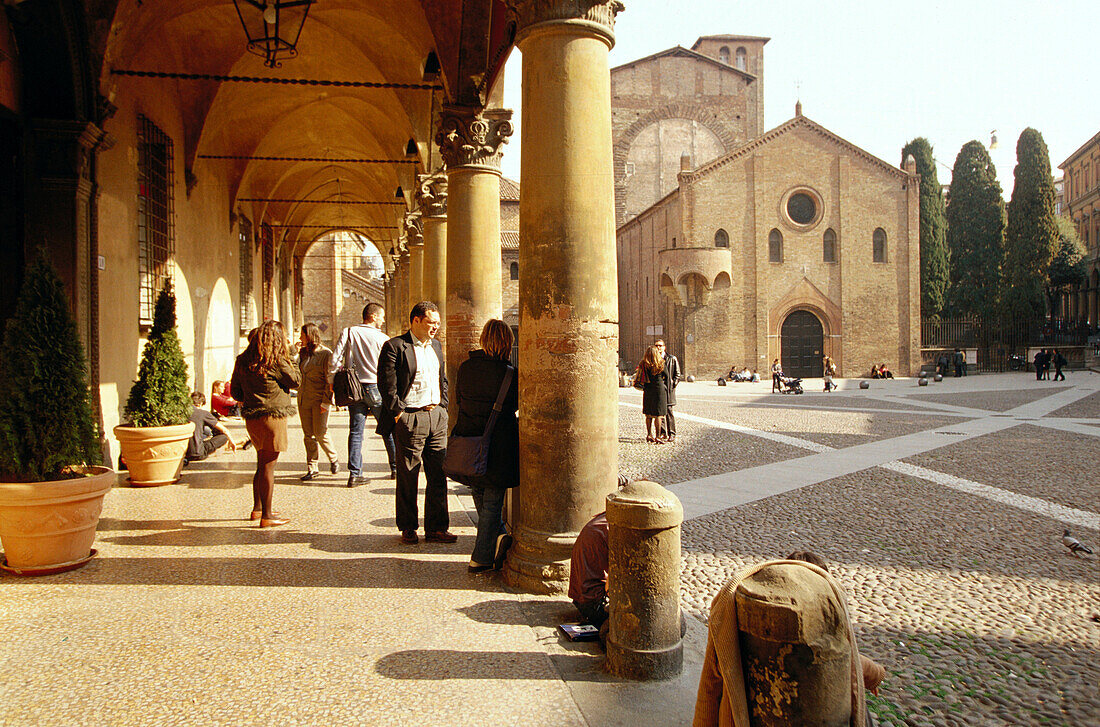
[443,365,514,488]
[633,366,646,390]
[333,365,364,407]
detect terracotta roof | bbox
[500,176,520,201]
[683,114,910,182]
[501,231,519,250]
[611,46,756,82]
[691,34,770,46]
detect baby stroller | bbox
[779,375,804,394]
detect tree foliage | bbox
[124,282,192,427]
[1046,216,1087,315]
[945,141,1006,320]
[1004,128,1059,320]
[902,137,950,318]
[0,256,102,481]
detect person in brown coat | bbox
[231,320,300,527]
[296,322,338,480]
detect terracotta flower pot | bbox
[113,423,194,486]
[0,465,114,575]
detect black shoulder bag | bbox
[333,365,364,407]
[442,366,514,488]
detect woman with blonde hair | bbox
[231,320,301,527]
[639,344,668,443]
[296,322,338,480]
[451,319,518,572]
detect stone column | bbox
[418,171,449,346]
[436,105,513,414]
[397,246,411,327]
[405,211,425,307]
[503,0,623,594]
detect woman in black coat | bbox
[451,319,518,573]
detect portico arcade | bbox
[0,0,625,594]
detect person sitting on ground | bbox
[185,391,246,464]
[210,380,242,418]
[568,474,630,628]
[726,365,739,381]
[877,363,894,379]
[750,369,760,383]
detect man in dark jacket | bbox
[1052,349,1067,381]
[378,301,454,545]
[655,339,681,441]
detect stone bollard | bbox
[859,380,870,389]
[933,373,943,382]
[736,563,854,725]
[605,480,684,680]
[918,377,929,386]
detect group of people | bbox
[725,366,759,383]
[1033,348,1067,381]
[935,349,968,377]
[634,339,681,444]
[869,362,894,379]
[187,301,517,575]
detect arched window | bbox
[735,47,747,71]
[714,228,729,248]
[823,228,837,263]
[718,46,730,64]
[768,229,783,263]
[873,228,887,263]
[509,261,518,280]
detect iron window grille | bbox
[261,223,274,320]
[239,215,255,333]
[137,115,176,327]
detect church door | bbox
[781,310,824,378]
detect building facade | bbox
[615,37,921,379]
[1059,130,1100,330]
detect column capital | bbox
[503,0,624,36]
[403,210,424,247]
[416,171,448,217]
[435,105,513,171]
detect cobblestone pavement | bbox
[635,373,1100,727]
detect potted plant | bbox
[0,257,113,575]
[113,281,194,486]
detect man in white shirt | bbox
[378,301,453,545]
[330,302,395,487]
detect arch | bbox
[873,227,887,263]
[509,261,519,280]
[823,228,837,263]
[205,277,236,383]
[679,271,710,308]
[768,228,783,263]
[713,271,731,290]
[718,46,730,64]
[780,310,824,378]
[768,278,843,373]
[714,228,729,248]
[735,47,747,71]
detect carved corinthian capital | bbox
[416,171,448,217]
[503,0,624,33]
[403,210,424,247]
[435,106,514,171]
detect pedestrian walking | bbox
[1034,348,1048,381]
[953,348,964,377]
[1052,348,1067,381]
[639,344,668,443]
[230,320,300,528]
[378,301,455,545]
[452,320,519,573]
[656,339,681,442]
[296,323,338,481]
[331,302,396,487]
[822,355,837,392]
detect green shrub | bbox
[123,282,192,428]
[0,257,102,481]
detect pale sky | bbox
[499,0,1099,194]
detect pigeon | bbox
[1062,529,1094,557]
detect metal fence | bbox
[922,318,1090,372]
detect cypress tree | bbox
[0,257,101,481]
[902,138,950,318]
[945,141,1005,320]
[1046,216,1087,318]
[1004,128,1059,320]
[124,282,192,427]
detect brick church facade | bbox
[615,35,921,379]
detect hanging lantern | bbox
[232,0,314,68]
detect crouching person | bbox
[693,557,881,726]
[185,391,247,464]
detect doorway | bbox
[781,310,823,378]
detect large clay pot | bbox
[113,423,194,486]
[0,465,114,575]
